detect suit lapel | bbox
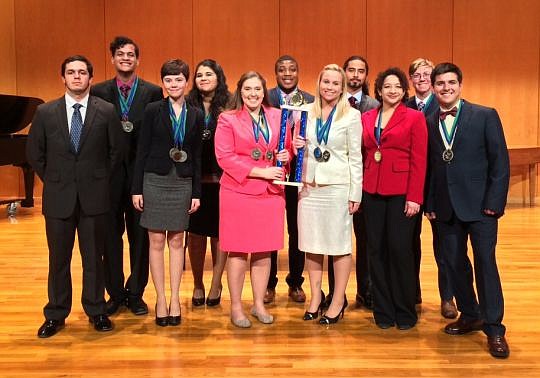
[129,79,146,118]
[451,100,472,150]
[79,96,98,151]
[55,97,71,150]
[381,103,406,139]
[161,98,175,143]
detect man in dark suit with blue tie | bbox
[91,36,163,316]
[406,58,458,319]
[27,55,123,338]
[264,55,314,304]
[425,62,510,358]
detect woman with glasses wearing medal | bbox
[186,59,231,308]
[361,67,427,330]
[132,59,203,327]
[293,64,363,325]
[214,71,290,328]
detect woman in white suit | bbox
[294,64,363,324]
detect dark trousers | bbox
[44,201,106,320]
[437,214,505,336]
[328,210,370,298]
[268,184,305,289]
[104,164,149,301]
[363,192,417,326]
[428,219,454,301]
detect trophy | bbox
[273,92,308,187]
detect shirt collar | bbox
[65,92,90,109]
[116,75,137,89]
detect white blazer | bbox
[300,104,363,202]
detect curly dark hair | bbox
[373,67,409,104]
[186,59,230,120]
[109,36,139,58]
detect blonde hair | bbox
[311,64,350,122]
[408,58,435,77]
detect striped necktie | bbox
[70,103,83,152]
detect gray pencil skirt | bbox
[140,168,192,232]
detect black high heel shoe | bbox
[303,291,325,321]
[206,286,222,307]
[168,303,181,326]
[319,297,348,325]
[155,304,169,327]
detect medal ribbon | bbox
[316,106,336,145]
[118,77,139,120]
[438,100,463,151]
[169,101,187,148]
[250,110,270,144]
[375,110,384,146]
[203,112,211,133]
[420,92,434,114]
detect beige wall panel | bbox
[15,0,105,101]
[278,0,368,94]
[193,0,279,91]
[453,0,539,147]
[366,0,453,92]
[104,0,193,87]
[0,0,16,94]
[454,0,540,201]
[0,0,19,197]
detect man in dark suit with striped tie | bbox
[27,55,123,338]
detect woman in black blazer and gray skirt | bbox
[132,59,203,326]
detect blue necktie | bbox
[418,101,425,111]
[70,103,83,152]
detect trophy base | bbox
[273,180,303,187]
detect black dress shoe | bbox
[206,288,222,307]
[37,319,65,338]
[88,314,113,332]
[168,315,181,326]
[128,297,148,315]
[376,322,394,329]
[106,298,125,316]
[155,305,169,327]
[487,335,510,358]
[397,323,415,330]
[444,317,483,335]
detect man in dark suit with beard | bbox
[91,36,163,316]
[425,62,510,358]
[27,55,122,338]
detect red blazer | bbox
[361,103,427,204]
[215,105,290,195]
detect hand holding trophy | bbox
[273,92,308,186]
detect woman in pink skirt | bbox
[215,71,290,328]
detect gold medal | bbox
[374,150,382,163]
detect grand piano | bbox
[0,94,44,213]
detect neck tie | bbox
[120,84,130,99]
[348,96,357,107]
[70,103,83,152]
[418,101,425,111]
[440,107,457,120]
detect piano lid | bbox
[0,94,44,135]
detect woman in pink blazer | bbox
[361,67,427,330]
[214,71,290,328]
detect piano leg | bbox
[20,163,34,207]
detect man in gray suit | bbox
[326,56,379,310]
[27,55,123,338]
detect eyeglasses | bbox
[411,72,431,80]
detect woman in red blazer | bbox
[215,71,290,328]
[361,67,427,330]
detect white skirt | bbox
[298,183,352,255]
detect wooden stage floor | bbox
[0,202,539,377]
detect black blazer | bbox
[425,100,510,222]
[132,98,204,198]
[90,78,163,165]
[267,87,315,108]
[26,96,123,218]
[405,93,438,118]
